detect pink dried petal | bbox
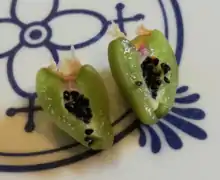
[139,47,149,57]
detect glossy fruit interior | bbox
[63,90,92,124]
[36,66,113,150]
[132,30,178,118]
[141,56,171,99]
[108,37,158,125]
[75,65,114,149]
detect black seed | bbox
[88,141,93,146]
[161,63,166,68]
[163,67,170,74]
[142,71,147,78]
[153,70,161,77]
[86,107,92,113]
[81,108,92,123]
[161,63,171,74]
[150,74,157,82]
[74,107,84,117]
[145,64,154,71]
[143,69,152,77]
[70,91,80,101]
[84,108,92,118]
[85,129,94,135]
[152,91,157,99]
[145,79,149,85]
[148,56,154,61]
[143,59,152,65]
[144,56,153,63]
[73,96,83,108]
[84,136,92,141]
[81,108,89,117]
[151,84,158,90]
[76,95,84,103]
[64,103,70,110]
[63,91,70,101]
[135,81,143,86]
[64,91,93,123]
[145,77,152,86]
[65,102,75,112]
[152,93,157,99]
[164,77,170,84]
[156,79,162,86]
[153,58,159,66]
[71,106,92,123]
[84,136,93,145]
[83,117,91,124]
[81,98,89,107]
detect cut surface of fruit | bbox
[132,29,178,118]
[36,65,113,150]
[107,24,178,125]
[108,37,158,125]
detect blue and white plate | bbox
[0,0,218,179]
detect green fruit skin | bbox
[108,37,158,125]
[36,65,113,150]
[131,30,179,118]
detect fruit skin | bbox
[108,37,158,125]
[36,65,113,150]
[131,30,178,118]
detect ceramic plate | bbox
[0,0,219,179]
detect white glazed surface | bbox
[0,0,219,179]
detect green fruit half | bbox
[108,30,178,124]
[131,30,178,118]
[108,37,158,125]
[36,65,114,150]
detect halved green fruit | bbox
[36,65,114,150]
[108,37,158,125]
[131,30,178,118]
[108,30,178,124]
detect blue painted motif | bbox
[0,0,205,173]
[175,94,200,104]
[1,109,133,157]
[4,0,145,132]
[157,121,183,150]
[176,86,188,93]
[138,85,207,153]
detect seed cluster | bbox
[84,128,94,145]
[63,90,94,146]
[141,57,171,99]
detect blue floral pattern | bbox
[0,0,207,155]
[0,0,207,173]
[138,85,207,153]
[2,0,144,132]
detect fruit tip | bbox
[48,59,58,71]
[70,45,76,59]
[107,21,126,39]
[136,24,152,36]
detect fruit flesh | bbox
[75,65,113,149]
[131,30,178,118]
[36,65,113,150]
[108,37,158,125]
